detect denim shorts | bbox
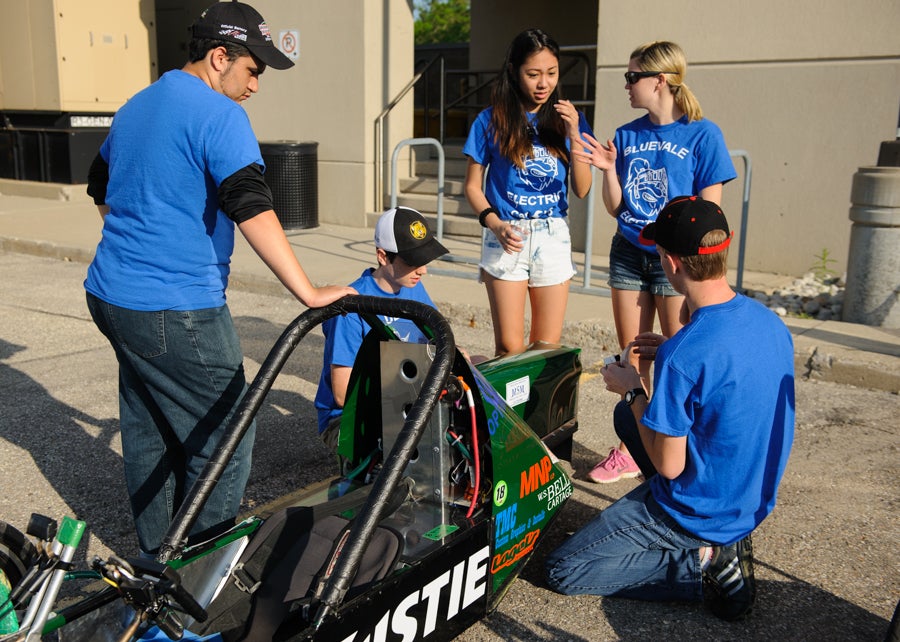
[607,232,678,296]
[480,216,576,287]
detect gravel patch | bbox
[745,272,845,321]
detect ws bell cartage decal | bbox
[469,367,573,593]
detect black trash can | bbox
[259,141,319,229]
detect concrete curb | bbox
[788,319,900,393]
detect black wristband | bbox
[479,207,498,227]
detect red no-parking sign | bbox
[279,30,299,60]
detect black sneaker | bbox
[703,534,756,621]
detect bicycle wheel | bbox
[0,521,37,588]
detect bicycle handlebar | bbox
[96,556,208,626]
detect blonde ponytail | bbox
[630,41,704,122]
[671,82,703,121]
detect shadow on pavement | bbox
[480,610,592,642]
[511,491,891,642]
[0,338,130,555]
[231,315,337,511]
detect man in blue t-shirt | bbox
[546,196,794,622]
[315,207,448,448]
[84,2,354,556]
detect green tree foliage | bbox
[414,0,470,44]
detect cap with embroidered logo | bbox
[639,196,733,256]
[192,1,293,70]
[375,207,448,267]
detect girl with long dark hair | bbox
[463,28,593,356]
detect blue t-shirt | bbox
[614,114,736,251]
[644,294,794,545]
[314,268,437,433]
[463,107,593,220]
[85,70,264,311]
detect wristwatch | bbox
[624,387,647,406]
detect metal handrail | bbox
[388,137,482,280]
[390,137,444,218]
[375,55,444,210]
[569,166,606,296]
[442,69,495,116]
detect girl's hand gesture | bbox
[573,133,616,172]
[554,99,581,140]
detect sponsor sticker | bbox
[493,480,508,507]
[505,375,530,407]
[519,456,553,498]
[537,474,573,511]
[491,529,540,574]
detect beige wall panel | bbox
[244,1,414,225]
[595,61,900,275]
[55,0,156,111]
[322,163,370,232]
[0,0,154,112]
[0,0,61,110]
[711,62,898,275]
[592,0,900,275]
[596,0,900,66]
[252,4,369,160]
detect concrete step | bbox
[393,192,474,217]
[415,158,469,177]
[414,140,465,161]
[440,141,465,159]
[390,141,476,237]
[398,176,467,196]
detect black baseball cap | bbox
[375,207,449,267]
[192,1,293,70]
[639,196,733,256]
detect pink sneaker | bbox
[587,447,640,483]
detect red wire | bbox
[458,377,480,519]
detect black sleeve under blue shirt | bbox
[86,153,109,205]
[218,163,274,223]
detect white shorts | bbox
[479,216,576,287]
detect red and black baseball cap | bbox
[375,207,449,267]
[192,1,293,70]
[639,196,733,256]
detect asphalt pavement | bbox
[0,183,898,640]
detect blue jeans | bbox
[86,293,255,553]
[545,482,707,601]
[607,232,678,296]
[613,399,658,479]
